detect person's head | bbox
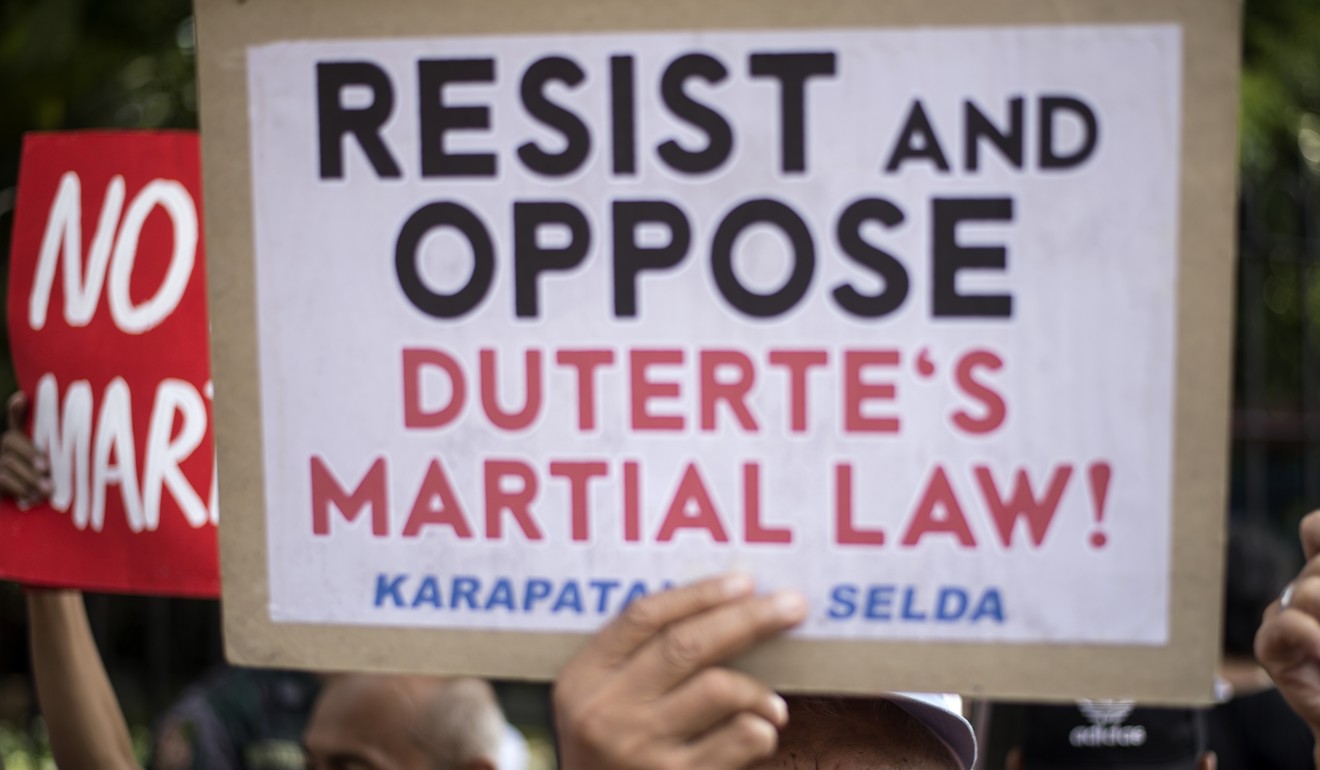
[302,674,504,770]
[749,695,972,770]
[1005,701,1215,770]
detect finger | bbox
[1285,577,1320,621]
[2,431,46,477]
[584,573,756,668]
[680,712,778,770]
[627,589,806,694]
[1256,607,1320,674]
[6,392,26,434]
[0,467,37,501]
[1294,557,1320,586]
[656,668,787,737]
[1302,511,1320,563]
[1255,610,1320,730]
[0,452,44,494]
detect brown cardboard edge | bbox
[195,0,1241,703]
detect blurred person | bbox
[0,391,316,770]
[27,586,510,770]
[2,392,519,770]
[1211,520,1313,769]
[303,674,503,770]
[552,573,976,769]
[1005,701,1215,770]
[1,390,325,770]
[149,666,320,770]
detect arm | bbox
[1255,510,1320,770]
[8,392,138,768]
[27,589,142,770]
[553,573,805,770]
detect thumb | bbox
[6,392,27,433]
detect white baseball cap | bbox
[886,692,977,770]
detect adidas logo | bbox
[1068,700,1148,748]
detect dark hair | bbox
[784,696,959,770]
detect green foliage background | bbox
[1238,0,1320,403]
[0,0,1315,410]
[1241,0,1320,183]
[0,0,197,399]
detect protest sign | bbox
[196,0,1240,700]
[1,132,219,597]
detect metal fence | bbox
[1234,160,1320,533]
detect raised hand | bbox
[0,392,52,504]
[1256,509,1320,768]
[554,573,806,770]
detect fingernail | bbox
[750,715,778,744]
[34,458,49,473]
[720,572,754,598]
[37,480,53,495]
[768,694,789,726]
[772,590,807,621]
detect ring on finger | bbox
[1281,581,1296,610]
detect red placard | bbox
[0,131,218,597]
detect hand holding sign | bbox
[1256,510,1320,767]
[554,574,804,770]
[0,393,52,505]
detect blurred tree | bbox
[1241,0,1320,182]
[0,0,196,398]
[1237,0,1320,410]
[0,0,1311,410]
[1234,0,1320,529]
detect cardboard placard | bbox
[1,131,219,597]
[196,0,1240,701]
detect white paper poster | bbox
[247,25,1181,645]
